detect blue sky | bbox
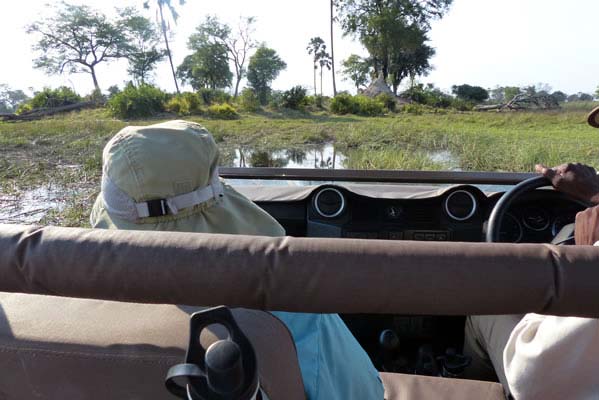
[1,0,597,96]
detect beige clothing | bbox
[465,314,599,400]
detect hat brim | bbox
[587,106,599,128]
[90,184,285,237]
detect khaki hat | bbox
[90,120,284,236]
[587,105,599,128]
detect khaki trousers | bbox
[463,315,523,397]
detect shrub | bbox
[84,89,106,104]
[330,93,357,114]
[237,88,260,112]
[165,92,202,116]
[451,98,474,111]
[29,86,82,109]
[268,90,284,109]
[401,103,425,115]
[197,88,232,105]
[15,103,33,115]
[107,83,168,119]
[376,93,396,112]
[330,93,384,116]
[305,95,326,109]
[206,103,239,119]
[353,95,385,116]
[401,84,453,108]
[281,86,307,110]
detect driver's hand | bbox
[575,205,599,245]
[535,163,599,203]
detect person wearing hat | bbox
[463,108,599,399]
[90,120,384,400]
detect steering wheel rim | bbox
[486,176,552,243]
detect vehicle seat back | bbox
[381,372,505,400]
[0,292,305,400]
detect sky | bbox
[1,0,598,96]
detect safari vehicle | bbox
[1,167,598,399]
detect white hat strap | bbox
[102,168,223,221]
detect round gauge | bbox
[521,208,550,231]
[313,188,345,218]
[552,215,576,236]
[499,213,523,243]
[444,190,477,221]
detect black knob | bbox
[379,329,400,351]
[205,340,244,395]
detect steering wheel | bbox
[486,176,588,243]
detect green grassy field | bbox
[1,106,599,226]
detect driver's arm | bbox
[502,198,599,399]
[536,163,599,204]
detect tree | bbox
[388,28,435,94]
[189,16,257,98]
[550,91,567,104]
[0,85,29,113]
[120,8,165,85]
[27,2,129,91]
[143,0,185,93]
[317,50,333,96]
[177,42,232,90]
[247,46,287,105]
[341,55,371,92]
[307,37,326,95]
[451,84,489,103]
[307,38,332,96]
[336,0,451,86]
[503,86,521,102]
[330,0,338,96]
[579,93,594,102]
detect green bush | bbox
[107,84,168,119]
[401,103,425,115]
[29,86,82,109]
[237,88,260,112]
[197,88,232,105]
[206,103,239,119]
[401,84,453,109]
[451,98,475,111]
[84,89,106,104]
[165,92,202,116]
[281,86,307,110]
[268,90,284,109]
[376,93,396,112]
[353,95,385,116]
[15,103,33,115]
[330,93,384,116]
[330,93,356,114]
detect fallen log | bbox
[0,101,101,122]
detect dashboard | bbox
[256,184,587,243]
[253,183,588,373]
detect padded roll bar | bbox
[2,224,599,317]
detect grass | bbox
[1,105,599,227]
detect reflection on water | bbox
[228,143,347,169]
[0,186,70,224]
[220,143,463,171]
[427,149,461,170]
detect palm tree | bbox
[143,0,185,93]
[317,49,332,97]
[307,37,326,96]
